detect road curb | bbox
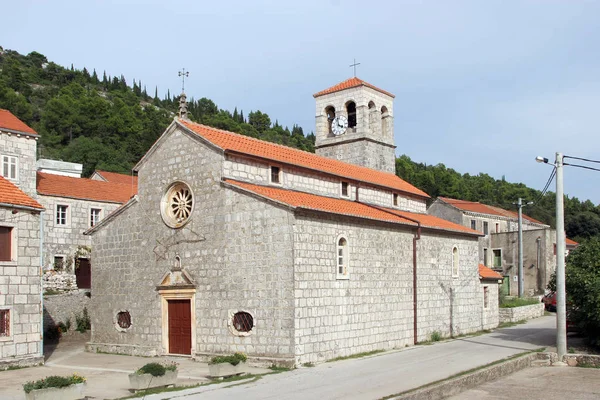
[387,352,538,400]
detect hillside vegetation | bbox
[1,46,598,241]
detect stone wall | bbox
[43,292,90,332]
[89,127,296,364]
[0,131,38,198]
[0,208,43,366]
[42,272,78,291]
[293,212,482,364]
[481,281,500,330]
[224,154,426,213]
[499,303,544,323]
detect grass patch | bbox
[577,363,600,369]
[497,320,527,329]
[269,365,292,373]
[302,362,315,367]
[326,350,385,363]
[43,289,61,296]
[379,349,543,400]
[500,297,540,308]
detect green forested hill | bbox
[1,47,598,241]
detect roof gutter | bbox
[0,202,43,212]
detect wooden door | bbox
[168,300,191,355]
[76,258,91,289]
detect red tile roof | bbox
[179,119,428,199]
[225,179,479,235]
[0,175,43,210]
[94,170,138,187]
[566,238,578,246]
[37,172,135,204]
[479,264,503,280]
[438,197,546,225]
[0,109,37,135]
[313,77,395,98]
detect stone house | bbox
[85,78,498,366]
[478,264,503,330]
[428,197,578,296]
[0,108,137,291]
[0,110,45,368]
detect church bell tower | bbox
[313,77,396,173]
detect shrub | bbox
[75,307,91,333]
[499,297,539,308]
[23,374,86,393]
[209,352,247,366]
[57,319,71,333]
[430,331,442,342]
[136,362,166,377]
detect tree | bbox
[564,238,600,345]
[248,110,271,132]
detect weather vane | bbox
[178,68,189,93]
[349,59,360,77]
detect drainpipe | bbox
[39,210,44,358]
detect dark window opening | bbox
[483,248,488,266]
[0,309,9,337]
[346,102,357,128]
[496,223,499,233]
[470,220,476,230]
[393,193,399,206]
[233,312,253,332]
[271,166,280,184]
[0,226,11,262]
[341,182,349,197]
[493,249,502,268]
[117,311,132,329]
[483,221,489,235]
[325,106,336,134]
[54,256,65,271]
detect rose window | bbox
[161,181,194,228]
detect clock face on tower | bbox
[331,115,348,136]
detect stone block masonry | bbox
[499,303,544,323]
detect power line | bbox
[534,166,556,204]
[564,155,600,164]
[563,162,600,173]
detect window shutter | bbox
[0,227,12,261]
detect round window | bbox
[115,311,132,332]
[160,181,194,228]
[231,311,254,335]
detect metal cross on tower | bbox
[349,59,361,77]
[178,68,189,93]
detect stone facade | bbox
[88,122,487,365]
[38,195,121,273]
[43,292,90,332]
[0,207,43,368]
[481,280,500,330]
[498,303,544,323]
[315,84,396,173]
[0,131,38,198]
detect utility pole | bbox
[517,198,524,298]
[555,152,567,361]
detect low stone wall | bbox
[0,355,44,371]
[43,271,78,291]
[85,342,158,357]
[499,303,544,324]
[43,292,90,332]
[564,354,600,367]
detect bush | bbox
[209,352,247,366]
[430,331,441,342]
[499,297,539,308]
[75,307,91,333]
[136,362,166,377]
[23,374,85,393]
[57,319,71,333]
[565,238,600,346]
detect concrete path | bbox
[448,366,600,400]
[150,316,558,400]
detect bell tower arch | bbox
[313,77,396,173]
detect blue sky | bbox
[5,0,600,203]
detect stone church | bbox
[86,77,493,366]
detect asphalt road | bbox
[159,316,557,400]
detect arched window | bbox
[337,237,349,279]
[381,106,389,138]
[452,246,459,277]
[325,106,336,134]
[346,101,357,129]
[368,101,376,110]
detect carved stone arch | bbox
[380,106,390,139]
[368,101,376,109]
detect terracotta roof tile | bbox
[94,170,138,187]
[0,175,43,209]
[566,238,578,246]
[438,197,546,225]
[313,77,395,98]
[37,172,135,204]
[179,119,427,199]
[479,264,503,280]
[225,179,478,235]
[0,109,37,135]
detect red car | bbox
[542,292,556,312]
